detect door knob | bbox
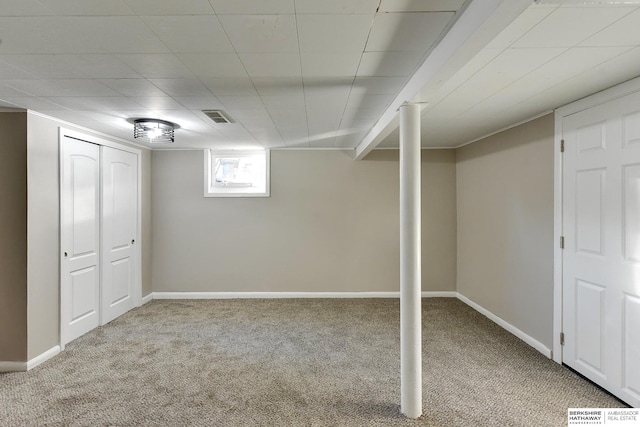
[64,252,68,258]
[131,239,135,245]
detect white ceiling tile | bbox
[74,55,142,79]
[469,46,630,113]
[0,17,169,54]
[252,77,303,96]
[345,93,394,111]
[269,108,307,127]
[0,60,37,79]
[76,111,131,127]
[366,12,454,52]
[219,15,298,53]
[37,0,134,15]
[217,95,264,109]
[261,93,305,109]
[209,0,294,14]
[200,77,258,96]
[230,109,274,129]
[300,53,361,77]
[124,0,214,15]
[239,53,301,77]
[448,47,566,106]
[341,108,381,123]
[297,14,374,52]
[98,79,166,97]
[513,7,635,48]
[81,108,155,121]
[41,113,108,133]
[429,48,503,97]
[0,83,31,97]
[135,97,189,110]
[378,0,465,12]
[141,16,233,53]
[117,54,194,79]
[174,96,224,110]
[304,85,350,111]
[44,96,143,110]
[294,0,378,14]
[340,119,376,133]
[0,96,66,110]
[306,109,343,134]
[581,8,640,47]
[0,0,54,16]
[518,46,640,114]
[216,126,258,143]
[352,76,407,94]
[3,54,140,79]
[5,79,120,96]
[178,53,248,78]
[485,7,556,50]
[278,126,309,146]
[78,17,169,53]
[144,109,207,129]
[357,52,422,76]
[148,78,210,96]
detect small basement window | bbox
[204,149,270,197]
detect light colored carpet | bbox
[0,298,626,426]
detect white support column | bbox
[399,103,422,419]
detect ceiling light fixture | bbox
[132,118,177,143]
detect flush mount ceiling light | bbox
[132,118,177,143]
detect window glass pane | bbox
[205,150,269,197]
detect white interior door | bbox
[562,90,640,407]
[60,137,100,345]
[100,146,138,325]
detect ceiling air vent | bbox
[202,110,233,124]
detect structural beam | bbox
[354,0,532,160]
[399,103,422,419]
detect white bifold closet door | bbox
[100,146,138,325]
[61,135,139,345]
[60,138,101,345]
[562,90,640,407]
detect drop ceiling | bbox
[0,0,639,152]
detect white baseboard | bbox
[0,345,60,373]
[150,291,458,300]
[422,291,458,298]
[456,294,552,358]
[27,346,60,370]
[141,293,153,305]
[153,291,399,299]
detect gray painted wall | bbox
[11,110,553,360]
[456,114,555,349]
[0,112,28,362]
[151,149,457,293]
[26,113,62,359]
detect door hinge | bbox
[560,236,565,249]
[560,139,565,153]
[560,332,565,346]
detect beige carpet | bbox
[0,298,626,426]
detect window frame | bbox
[203,149,270,198]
